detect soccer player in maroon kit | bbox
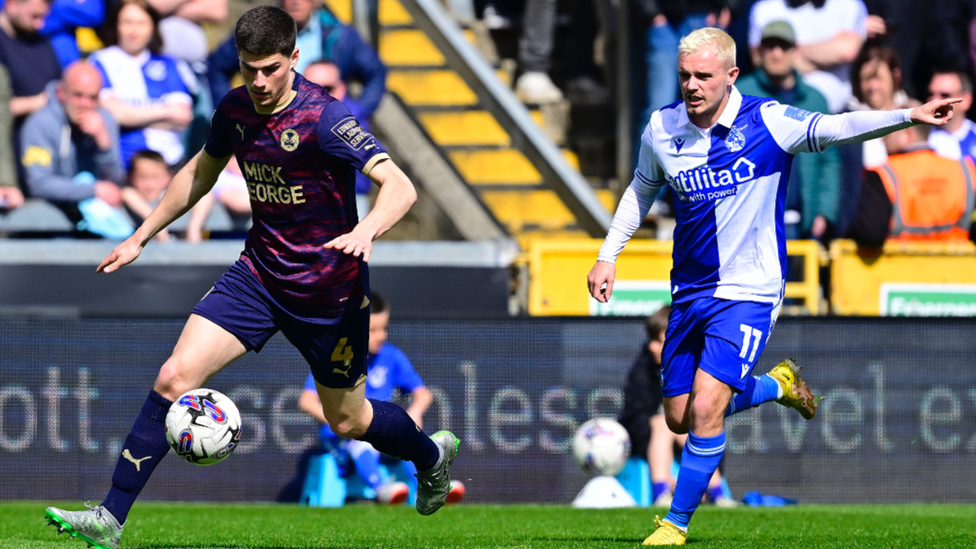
[43,7,459,548]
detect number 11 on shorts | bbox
[739,324,763,362]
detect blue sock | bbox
[664,431,725,529]
[706,484,725,503]
[102,391,173,524]
[349,443,384,490]
[726,375,780,417]
[358,399,439,471]
[652,482,671,502]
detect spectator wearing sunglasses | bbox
[927,69,976,163]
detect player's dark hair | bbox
[851,44,902,104]
[370,292,389,315]
[644,306,670,342]
[100,0,163,55]
[235,6,297,57]
[128,149,168,175]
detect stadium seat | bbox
[299,453,417,507]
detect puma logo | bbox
[333,364,351,378]
[122,449,151,471]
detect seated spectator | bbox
[184,154,249,242]
[848,44,910,169]
[298,293,451,506]
[0,63,24,209]
[848,115,976,247]
[0,0,61,126]
[40,0,105,68]
[89,0,193,168]
[749,0,867,114]
[20,60,130,238]
[737,20,839,241]
[121,149,171,241]
[927,70,976,163]
[618,306,736,508]
[148,0,227,66]
[207,0,386,117]
[304,60,372,220]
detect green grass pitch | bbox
[4,502,976,548]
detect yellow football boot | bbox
[642,516,687,546]
[768,358,819,420]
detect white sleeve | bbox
[850,0,868,38]
[596,135,666,264]
[747,2,764,47]
[761,102,915,154]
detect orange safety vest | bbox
[873,149,976,241]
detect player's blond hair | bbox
[678,27,736,69]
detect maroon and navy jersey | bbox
[204,72,389,320]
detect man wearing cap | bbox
[737,20,840,241]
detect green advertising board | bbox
[589,280,672,316]
[880,283,976,316]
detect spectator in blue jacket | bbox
[0,0,105,68]
[207,0,386,116]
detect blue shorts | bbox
[660,297,779,397]
[192,261,369,389]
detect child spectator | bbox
[121,149,171,241]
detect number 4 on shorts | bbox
[331,337,354,365]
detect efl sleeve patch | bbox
[784,106,814,121]
[330,116,376,151]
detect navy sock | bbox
[358,399,439,471]
[664,431,725,529]
[726,375,780,417]
[102,391,173,525]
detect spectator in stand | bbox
[121,149,172,241]
[184,154,249,242]
[641,0,733,114]
[749,0,867,114]
[618,306,736,508]
[848,112,976,247]
[305,60,372,220]
[147,0,227,67]
[0,63,25,209]
[927,70,976,162]
[89,0,194,169]
[0,0,61,127]
[848,44,910,169]
[737,20,839,241]
[20,61,130,238]
[0,0,105,68]
[208,0,386,117]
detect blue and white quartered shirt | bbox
[90,46,194,167]
[598,86,914,306]
[929,118,976,163]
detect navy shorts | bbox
[192,261,369,389]
[661,296,780,397]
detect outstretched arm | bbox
[97,150,230,273]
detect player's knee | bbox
[154,357,197,400]
[329,416,368,439]
[688,393,725,431]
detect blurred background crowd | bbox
[2,0,975,247]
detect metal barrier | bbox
[526,239,823,315]
[829,239,976,316]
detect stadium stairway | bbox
[325,0,615,249]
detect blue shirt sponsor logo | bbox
[784,106,813,121]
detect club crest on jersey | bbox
[280,129,300,151]
[144,60,167,81]
[725,124,746,153]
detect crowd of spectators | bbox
[0,0,384,240]
[3,0,976,246]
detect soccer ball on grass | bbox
[572,417,631,476]
[165,389,242,465]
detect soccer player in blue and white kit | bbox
[44,7,459,549]
[587,28,961,546]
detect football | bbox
[572,417,631,477]
[165,389,242,465]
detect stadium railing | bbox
[524,238,824,315]
[829,239,976,315]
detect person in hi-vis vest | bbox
[848,116,976,247]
